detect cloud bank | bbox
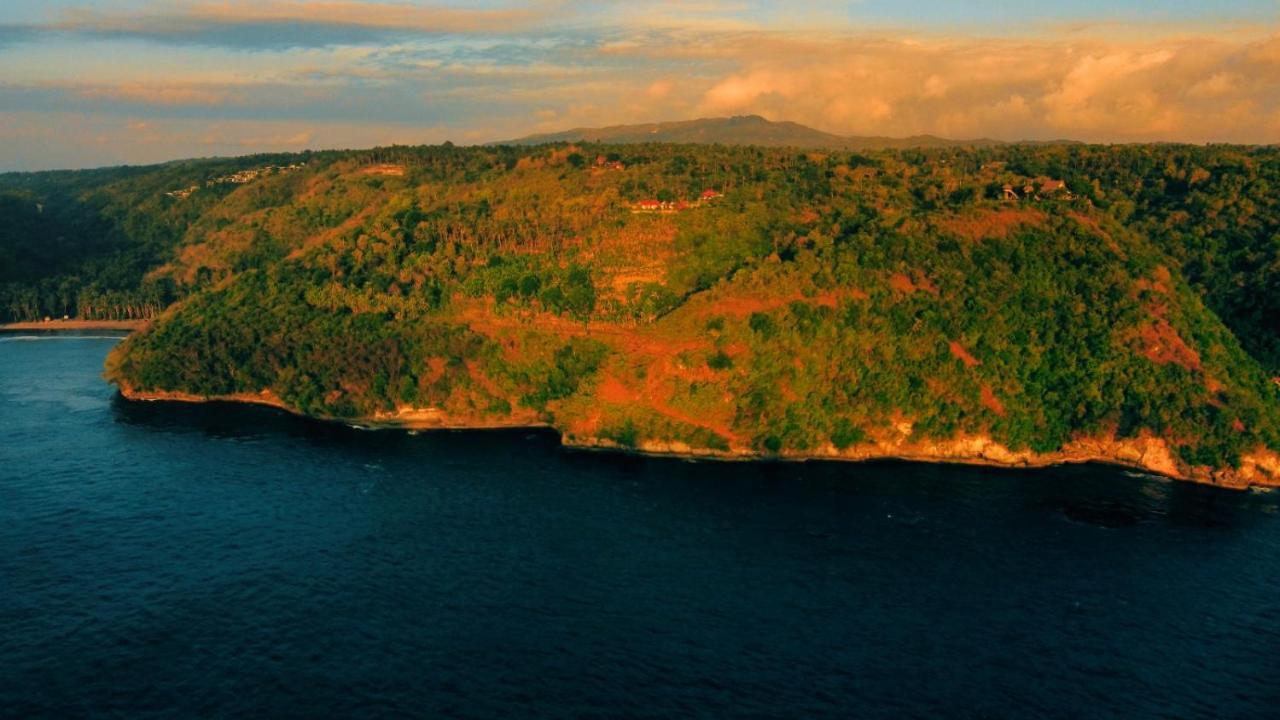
[684,32,1280,142]
[0,1,1277,169]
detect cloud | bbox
[16,26,1280,147]
[200,127,314,147]
[78,82,237,106]
[145,1,548,31]
[704,70,796,110]
[0,111,454,170]
[50,1,558,49]
[645,79,673,99]
[1186,72,1239,98]
[1038,50,1177,134]
[3,6,1280,169]
[0,24,43,49]
[673,31,1280,143]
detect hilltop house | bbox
[594,155,625,170]
[165,185,200,200]
[700,189,723,201]
[1039,178,1066,194]
[1041,178,1077,200]
[1000,178,1074,202]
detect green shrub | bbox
[707,350,734,370]
[831,418,866,449]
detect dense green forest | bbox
[3,141,1279,481]
[0,152,326,321]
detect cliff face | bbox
[116,383,1280,489]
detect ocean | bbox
[2,332,1278,718]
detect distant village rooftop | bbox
[631,189,722,214]
[165,162,305,199]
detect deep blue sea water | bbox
[2,333,1279,719]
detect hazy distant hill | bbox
[496,115,1017,150]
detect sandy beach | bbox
[0,319,148,332]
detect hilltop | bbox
[3,141,1280,487]
[495,115,1020,150]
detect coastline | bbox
[567,435,1280,491]
[120,387,552,432]
[1,319,149,332]
[118,385,1280,491]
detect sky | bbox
[1,1,1278,170]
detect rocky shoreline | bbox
[118,386,1280,491]
[567,434,1280,490]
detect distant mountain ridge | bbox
[495,115,1067,150]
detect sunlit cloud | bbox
[76,82,240,106]
[1,1,1278,169]
[198,127,315,148]
[48,1,560,48]
[0,111,463,169]
[683,31,1280,142]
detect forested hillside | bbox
[4,141,1279,485]
[0,152,325,321]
